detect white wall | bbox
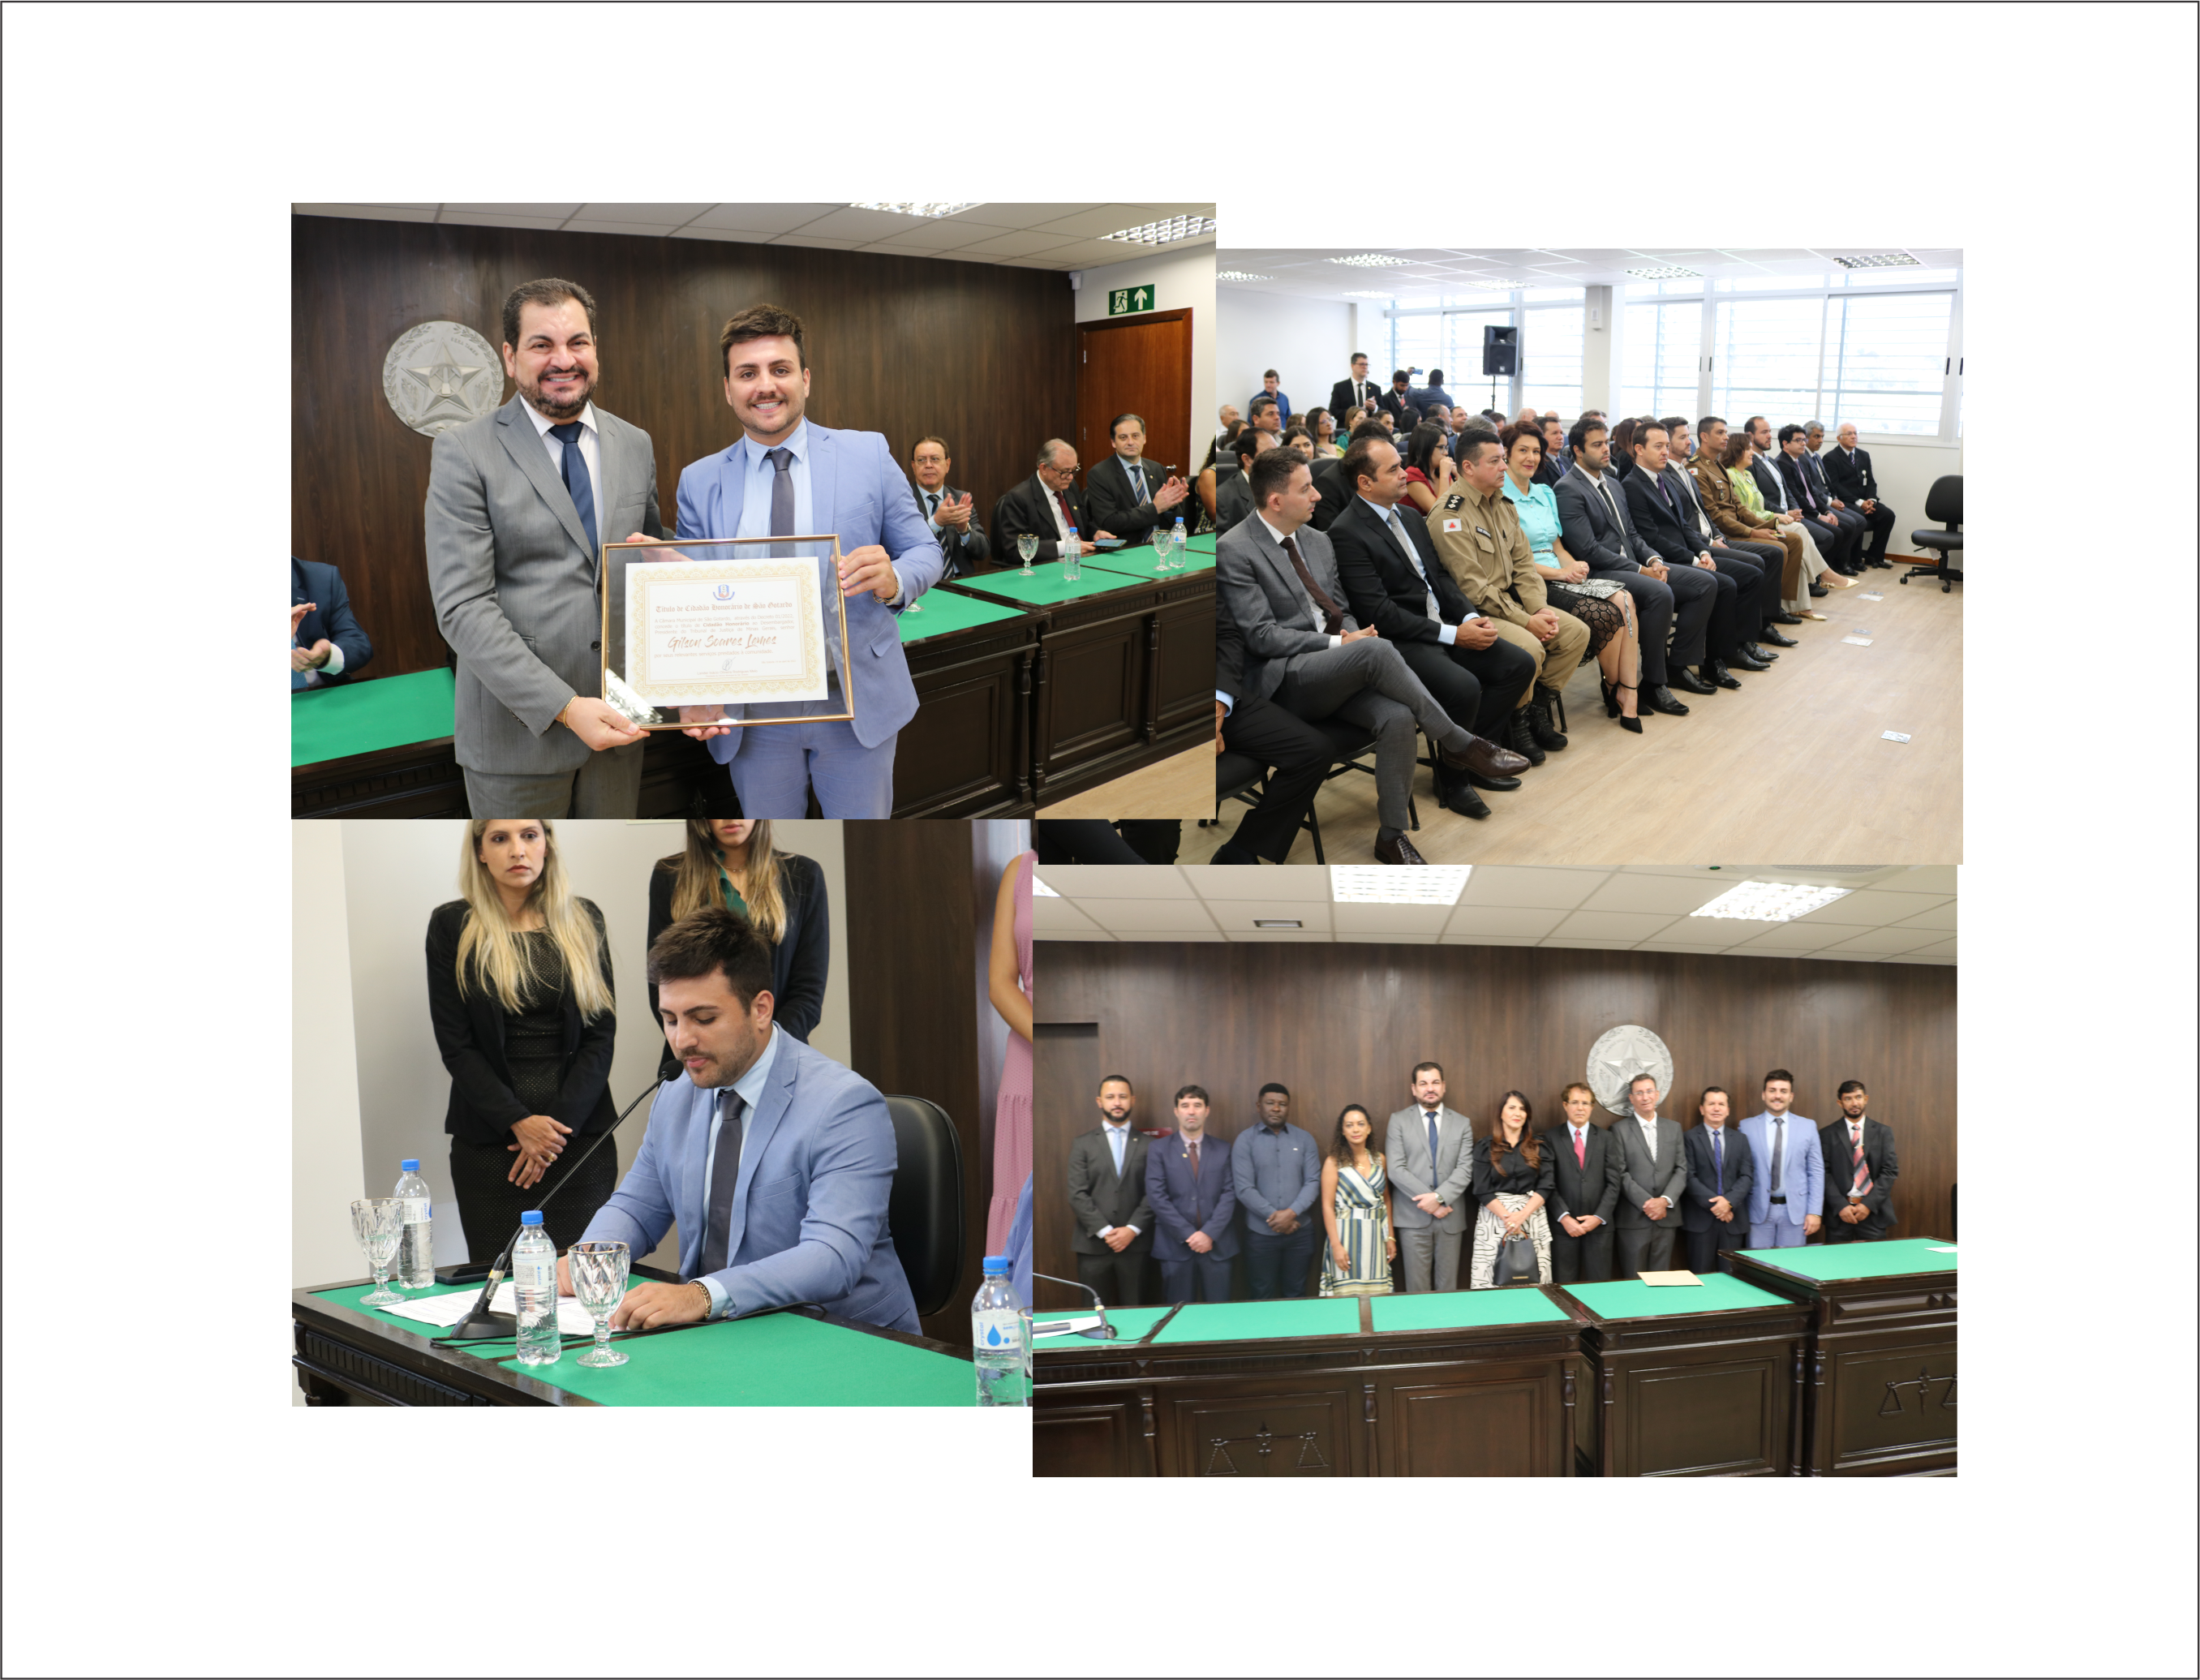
[1072,245,1214,469]
[293,825,367,1404]
[1218,289,1356,430]
[1836,438,1962,556]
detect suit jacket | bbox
[1819,1116,1899,1226]
[907,479,990,577]
[1066,1126,1154,1256]
[1777,451,1832,519]
[1749,453,1792,514]
[1554,468,1660,573]
[1330,493,1476,645]
[989,472,1090,565]
[1798,448,1837,505]
[1145,1132,1241,1259]
[1308,455,1351,533]
[290,556,373,685]
[1330,376,1379,416]
[1214,470,1255,535]
[1681,1125,1756,1234]
[1543,1123,1621,1227]
[424,898,617,1147]
[1215,513,1356,701]
[1821,445,1881,504]
[424,394,661,774]
[1382,1103,1475,1233]
[1083,454,1177,545]
[1609,1114,1688,1230]
[577,1029,921,1333]
[1376,389,1417,428]
[1738,1111,1824,1227]
[1622,465,1711,567]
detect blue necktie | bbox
[1426,1111,1441,1188]
[1108,1127,1124,1177]
[1127,458,1148,505]
[548,422,598,558]
[1713,1127,1724,1188]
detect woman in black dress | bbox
[1469,1090,1557,1287]
[427,818,619,1261]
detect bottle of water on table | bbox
[1061,526,1081,582]
[1170,514,1188,569]
[392,1158,434,1289]
[513,1210,561,1366]
[972,1257,1028,1407]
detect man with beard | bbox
[425,278,661,816]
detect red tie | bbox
[1055,488,1076,535]
[1573,1128,1586,1170]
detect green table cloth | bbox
[291,668,455,766]
[309,1279,973,1406]
[1149,1296,1360,1346]
[1033,1305,1175,1347]
[898,588,1029,643]
[1371,1290,1575,1334]
[1085,544,1214,579]
[1735,1237,1957,1283]
[943,563,1154,608]
[1558,1272,1790,1321]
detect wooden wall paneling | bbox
[1031,943,1955,1293]
[1031,1021,1102,1313]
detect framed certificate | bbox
[599,535,854,730]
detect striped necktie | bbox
[1850,1124,1873,1197]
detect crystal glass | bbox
[1016,533,1038,572]
[569,1241,632,1368]
[1152,525,1174,574]
[350,1198,405,1307]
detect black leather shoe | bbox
[1730,647,1772,671]
[1760,628,1799,648]
[1503,709,1547,767]
[1767,610,1804,626]
[1668,668,1717,696]
[1644,684,1691,715]
[1742,641,1778,660]
[1528,694,1567,750]
[1465,768,1523,793]
[1702,662,1742,690]
[1808,581,1830,597]
[1869,556,1894,569]
[1436,776,1491,819]
[1374,833,1429,865]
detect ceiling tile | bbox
[1078,898,1219,932]
[1540,938,1631,948]
[951,230,1079,258]
[1821,926,1951,956]
[1798,891,1949,929]
[1029,204,1169,239]
[438,211,572,230]
[1631,942,1743,955]
[292,204,436,221]
[1332,903,1449,934]
[571,204,715,225]
[1030,898,1097,931]
[1033,929,1119,941]
[768,234,870,251]
[1443,905,1570,938]
[781,206,946,241]
[684,203,844,234]
[1458,866,1608,909]
[1904,938,1958,956]
[1550,909,1684,941]
[1224,927,1335,940]
[1729,921,1854,951]
[444,203,583,218]
[1437,934,1548,946]
[1187,867,1332,902]
[1115,930,1226,941]
[1201,901,1333,934]
[1883,953,1955,965]
[559,219,681,237]
[1043,866,1197,899]
[951,204,1107,230]
[1345,933,1442,943]
[1892,901,1957,932]
[1578,874,1729,914]
[671,226,773,245]
[1874,864,1957,894]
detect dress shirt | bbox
[1565,1121,1594,1179]
[694,1023,785,1318]
[521,397,604,538]
[1634,1112,1669,1204]
[1356,495,1476,644]
[293,638,348,685]
[1095,1120,1140,1239]
[1231,1120,1321,1222]
[731,419,904,610]
[1033,473,1076,545]
[1702,1123,1730,1192]
[1256,510,1343,650]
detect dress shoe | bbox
[1668,668,1717,696]
[1869,556,1894,569]
[1702,662,1742,690]
[1374,832,1429,865]
[1502,711,1547,767]
[1760,628,1799,648]
[1808,580,1830,597]
[1767,610,1804,626]
[1729,647,1772,671]
[1435,775,1491,819]
[1644,684,1691,715]
[1441,734,1531,779]
[1798,608,1828,621]
[1465,768,1523,793]
[1601,676,1619,717]
[1527,694,1567,750]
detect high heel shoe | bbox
[1616,682,1644,734]
[1601,677,1619,718]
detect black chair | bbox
[883,1095,964,1320]
[1902,475,1962,592]
[1209,724,1412,864]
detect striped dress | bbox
[1320,1158,1394,1298]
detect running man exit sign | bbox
[1106,285,1156,316]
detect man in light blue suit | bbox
[674,303,942,818]
[561,905,919,1334]
[1739,1068,1824,1250]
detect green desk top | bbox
[1033,1305,1175,1349]
[291,668,455,767]
[1735,1238,1957,1284]
[1151,1296,1360,1346]
[943,562,1155,608]
[308,1278,973,1406]
[1558,1272,1791,1321]
[1186,531,1216,555]
[899,587,1029,643]
[1371,1290,1575,1334]
[1085,548,1214,579]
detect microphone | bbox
[445,1074,669,1343]
[1030,1273,1115,1341]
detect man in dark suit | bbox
[1553,419,1711,709]
[1215,428,1269,535]
[1329,352,1377,419]
[1065,1074,1154,1305]
[907,434,989,577]
[1214,612,1332,864]
[1799,421,1872,566]
[1777,424,1864,573]
[1682,1087,1755,1274]
[1822,423,1898,568]
[990,438,1117,563]
[1610,1074,1688,1276]
[1144,1085,1238,1303]
[290,554,373,689]
[1820,1079,1901,1241]
[1622,422,1768,692]
[1308,418,1387,531]
[1081,411,1191,548]
[1545,1084,1620,1284]
[1376,370,1418,431]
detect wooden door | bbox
[1076,309,1194,487]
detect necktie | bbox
[548,422,598,557]
[1107,1126,1124,1177]
[1573,1128,1586,1171]
[1712,1127,1725,1189]
[1771,1116,1786,1188]
[1127,459,1148,505]
[1282,534,1343,633]
[1186,1138,1202,1224]
[926,491,940,524]
[1387,509,1439,621]
[1055,487,1077,538]
[1851,1124,1872,1197]
[699,1089,750,1276]
[1426,1111,1441,1184]
[1596,478,1624,536]
[1654,473,1674,514]
[764,445,795,545]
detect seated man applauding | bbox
[560,905,920,1333]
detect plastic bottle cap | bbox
[520,1210,543,1226]
[982,1256,1007,1274]
[399,1159,419,1172]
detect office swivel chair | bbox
[883,1095,965,1320]
[1903,475,1963,593]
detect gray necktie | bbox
[765,446,795,549]
[1425,1111,1442,1183]
[699,1089,749,1276]
[1127,458,1148,505]
[1770,1116,1786,1188]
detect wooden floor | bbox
[1038,743,1212,819]
[1184,560,1962,866]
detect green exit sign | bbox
[1106,285,1156,316]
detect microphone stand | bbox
[1031,1274,1115,1341]
[445,1076,667,1343]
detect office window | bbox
[1442,309,1512,403]
[1519,305,1583,418]
[1823,291,1954,435]
[1616,300,1699,420]
[1389,313,1442,385]
[1711,297,1828,426]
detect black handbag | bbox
[1491,1228,1540,1287]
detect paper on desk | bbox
[1033,1315,1103,1338]
[1637,1270,1703,1287]
[376,1283,599,1338]
[1927,1244,1957,1252]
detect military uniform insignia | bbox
[1442,518,1463,532]
[1442,494,1463,510]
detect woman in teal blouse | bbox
[1498,423,1647,733]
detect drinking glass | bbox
[1016,534,1038,572]
[1151,526,1174,574]
[350,1198,405,1307]
[569,1241,632,1367]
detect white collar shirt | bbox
[521,397,602,534]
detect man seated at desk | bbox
[557,905,920,1334]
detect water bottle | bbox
[1061,525,1081,582]
[1170,514,1188,569]
[392,1159,434,1289]
[971,1257,1028,1407]
[513,1211,561,1366]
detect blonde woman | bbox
[427,819,618,1261]
[646,806,829,1080]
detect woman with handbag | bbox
[1470,1090,1556,1287]
[1318,1105,1396,1298]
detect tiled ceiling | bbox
[291,202,1214,272]
[1033,864,1955,965]
[1218,247,1964,304]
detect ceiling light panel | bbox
[1102,215,1215,245]
[1833,251,1920,268]
[848,201,981,218]
[1690,881,1853,922]
[1030,874,1059,897]
[1626,265,1700,279]
[1331,866,1472,905]
[1328,253,1412,269]
[1217,270,1273,282]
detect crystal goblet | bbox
[1016,534,1038,572]
[350,1198,405,1307]
[569,1241,632,1368]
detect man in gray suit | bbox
[1610,1073,1688,1276]
[1216,448,1528,866]
[424,278,660,817]
[1385,1061,1476,1292]
[1066,1074,1154,1306]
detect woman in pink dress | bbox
[986,849,1034,1263]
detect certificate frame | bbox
[598,533,854,731]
